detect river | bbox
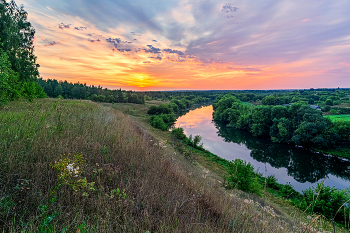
[174,105,350,192]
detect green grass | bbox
[325,114,350,122]
[241,102,255,107]
[1,98,347,232]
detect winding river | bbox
[174,105,350,192]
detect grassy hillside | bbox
[0,99,344,232]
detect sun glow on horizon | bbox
[17,0,350,90]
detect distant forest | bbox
[38,78,350,108]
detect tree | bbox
[0,0,39,82]
[54,84,63,97]
[0,0,45,102]
[325,99,333,106]
[0,48,20,104]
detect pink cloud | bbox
[340,62,350,67]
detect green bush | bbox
[150,116,168,131]
[322,105,331,112]
[226,159,262,195]
[303,183,350,222]
[172,128,186,140]
[325,99,333,106]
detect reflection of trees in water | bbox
[215,121,350,183]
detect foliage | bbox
[0,49,20,104]
[150,115,168,131]
[51,152,95,193]
[327,114,350,122]
[0,0,39,82]
[0,1,45,104]
[213,93,350,149]
[172,127,186,140]
[1,99,303,232]
[147,96,211,130]
[303,184,350,222]
[226,159,262,195]
[38,78,145,104]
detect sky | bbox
[17,0,350,91]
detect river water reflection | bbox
[175,105,350,192]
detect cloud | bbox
[149,55,162,60]
[74,26,87,30]
[143,61,151,63]
[221,4,238,13]
[163,48,184,55]
[340,62,350,67]
[17,0,350,90]
[88,38,100,42]
[106,38,121,44]
[44,41,60,46]
[58,23,70,29]
[118,48,132,52]
[144,45,161,53]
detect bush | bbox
[303,183,350,222]
[325,99,333,106]
[172,128,186,140]
[150,116,168,131]
[322,105,331,112]
[226,159,262,195]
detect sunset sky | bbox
[18,0,350,90]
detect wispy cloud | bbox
[17,0,350,90]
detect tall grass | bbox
[0,99,329,232]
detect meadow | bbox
[0,99,295,232]
[325,114,350,122]
[1,98,347,232]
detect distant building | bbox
[281,103,322,111]
[310,105,321,110]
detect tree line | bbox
[0,0,46,104]
[147,96,211,130]
[171,122,350,225]
[37,78,146,104]
[213,94,350,149]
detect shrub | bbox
[172,128,186,140]
[303,183,350,222]
[150,115,168,130]
[226,159,262,195]
[322,105,331,112]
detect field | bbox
[325,114,350,122]
[241,101,255,107]
[0,98,346,232]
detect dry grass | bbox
[0,98,338,232]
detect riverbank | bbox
[119,100,348,231]
[0,99,345,232]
